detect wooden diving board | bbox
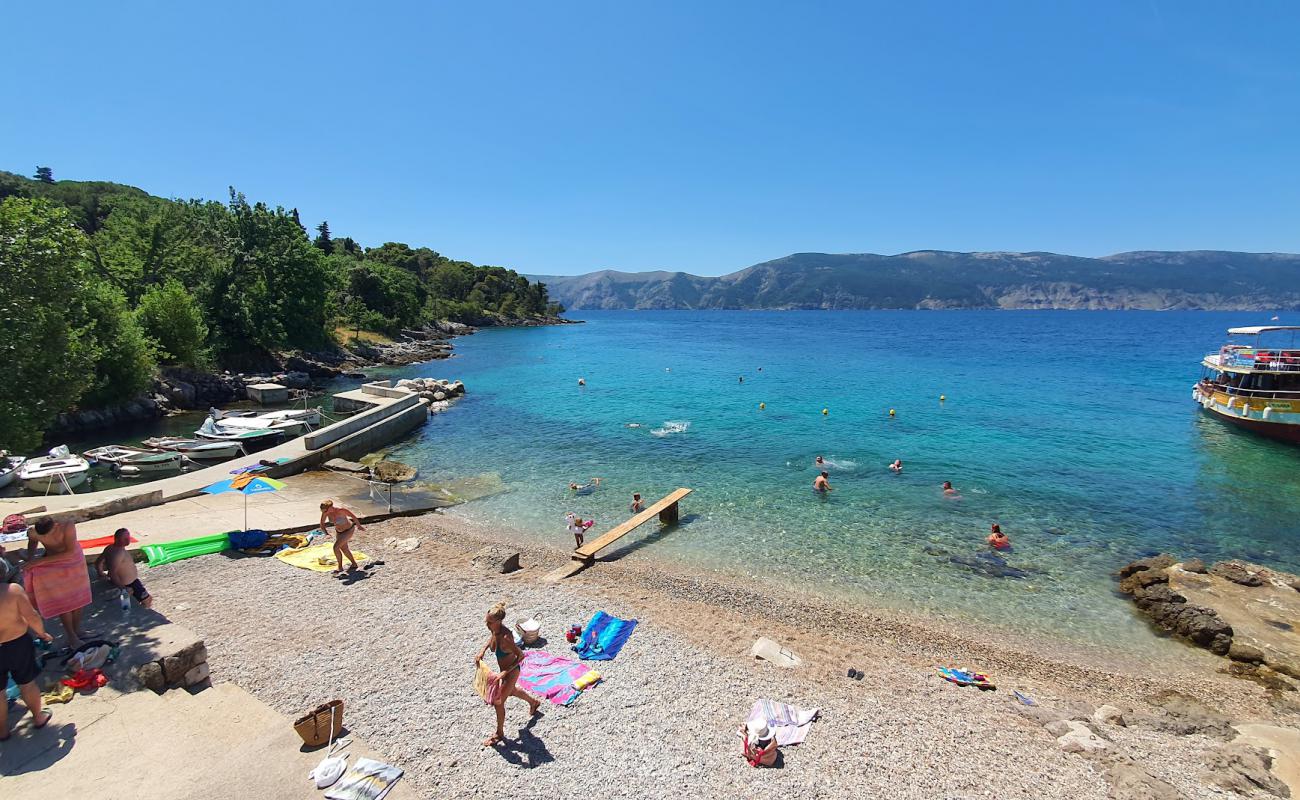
[572,487,691,562]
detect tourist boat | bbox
[1193,325,1300,444]
[17,447,91,494]
[0,453,27,490]
[141,437,244,460]
[83,445,184,472]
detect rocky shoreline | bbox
[46,315,572,438]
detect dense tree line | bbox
[0,168,562,450]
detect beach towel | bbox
[473,659,503,705]
[573,611,637,661]
[76,533,138,550]
[748,699,820,746]
[23,540,91,618]
[275,543,368,572]
[324,757,403,800]
[517,651,589,706]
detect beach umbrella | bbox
[201,474,285,531]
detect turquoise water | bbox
[382,311,1300,651]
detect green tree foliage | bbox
[344,261,425,334]
[0,198,97,450]
[78,281,157,407]
[314,221,333,254]
[137,279,210,368]
[34,166,53,183]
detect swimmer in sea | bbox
[569,478,602,496]
[813,471,832,494]
[942,480,960,497]
[987,523,1010,550]
[578,378,586,386]
[814,455,827,471]
[889,459,903,473]
[739,376,744,383]
[630,493,644,513]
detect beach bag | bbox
[2,514,26,534]
[741,727,778,767]
[294,699,345,747]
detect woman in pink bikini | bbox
[318,500,362,573]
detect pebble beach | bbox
[139,510,1300,799]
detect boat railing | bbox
[1200,381,1300,400]
[1217,346,1300,371]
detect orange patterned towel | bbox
[24,540,92,618]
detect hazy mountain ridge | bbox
[534,250,1300,311]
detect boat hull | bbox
[1199,403,1300,444]
[19,468,89,494]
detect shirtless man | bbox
[630,493,644,513]
[942,480,960,497]
[94,528,152,608]
[813,471,832,494]
[26,517,91,648]
[0,583,54,739]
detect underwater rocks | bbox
[945,551,1031,580]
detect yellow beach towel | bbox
[275,543,369,572]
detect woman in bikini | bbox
[477,602,541,746]
[318,500,361,574]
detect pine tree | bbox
[34,166,54,183]
[314,221,333,254]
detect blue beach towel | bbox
[574,610,637,661]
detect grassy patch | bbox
[333,325,395,346]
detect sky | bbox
[2,2,1298,276]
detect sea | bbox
[373,310,1300,656]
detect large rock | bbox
[1051,720,1111,755]
[472,545,521,574]
[1147,691,1237,740]
[1104,764,1183,800]
[1203,743,1290,798]
[372,460,417,483]
[1117,553,1176,579]
[1092,704,1127,727]
[1119,560,1235,656]
[1212,560,1267,588]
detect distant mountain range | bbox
[532,251,1300,311]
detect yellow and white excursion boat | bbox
[1194,325,1300,444]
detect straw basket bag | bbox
[294,699,344,748]
[514,615,542,645]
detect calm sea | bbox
[380,311,1300,653]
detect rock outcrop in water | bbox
[1118,555,1300,687]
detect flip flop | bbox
[482,733,503,747]
[32,709,52,729]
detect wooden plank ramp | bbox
[574,487,691,560]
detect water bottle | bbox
[119,589,130,614]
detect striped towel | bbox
[24,540,92,618]
[748,699,820,746]
[517,651,589,706]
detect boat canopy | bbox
[1227,325,1300,335]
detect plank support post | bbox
[658,501,679,524]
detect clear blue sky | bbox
[3,2,1297,275]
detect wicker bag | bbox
[293,699,344,748]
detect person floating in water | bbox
[630,493,644,513]
[565,513,594,547]
[942,480,960,498]
[813,471,832,494]
[987,523,1011,550]
[569,478,602,495]
[889,459,903,473]
[739,376,744,383]
[577,378,586,386]
[814,455,827,471]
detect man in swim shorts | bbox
[813,472,832,493]
[630,493,644,513]
[0,582,54,739]
[95,528,152,608]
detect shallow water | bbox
[374,311,1299,653]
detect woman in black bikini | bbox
[318,500,361,574]
[477,602,541,747]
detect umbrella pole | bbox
[244,493,248,532]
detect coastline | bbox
[139,507,1298,799]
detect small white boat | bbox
[205,414,311,435]
[84,445,184,472]
[0,453,27,490]
[142,438,243,460]
[212,407,322,426]
[18,447,91,494]
[194,418,286,444]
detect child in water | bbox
[565,513,594,547]
[889,459,903,473]
[630,493,644,513]
[987,523,1011,550]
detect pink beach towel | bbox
[748,699,820,746]
[23,539,92,618]
[517,651,590,706]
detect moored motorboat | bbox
[211,407,322,426]
[17,447,91,494]
[1194,325,1300,444]
[194,417,286,445]
[142,437,244,460]
[0,453,27,490]
[84,445,184,472]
